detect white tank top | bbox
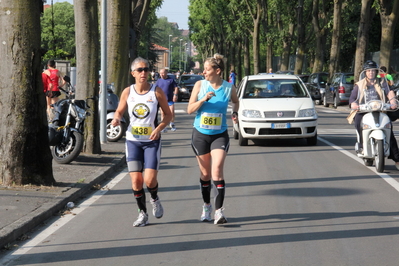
[126,84,159,142]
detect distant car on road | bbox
[306,72,328,105]
[232,74,318,146]
[324,73,354,108]
[176,74,204,101]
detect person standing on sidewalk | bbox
[111,57,172,227]
[187,53,239,224]
[155,68,179,132]
[43,59,65,117]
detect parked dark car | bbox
[167,73,177,82]
[276,70,294,75]
[323,73,354,108]
[306,72,328,105]
[176,74,204,101]
[297,74,310,83]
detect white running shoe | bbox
[201,203,212,222]
[150,197,164,218]
[170,123,176,132]
[161,128,168,133]
[214,208,227,224]
[133,210,149,227]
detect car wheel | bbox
[323,94,329,107]
[233,127,238,140]
[333,95,338,109]
[238,131,248,146]
[307,131,317,146]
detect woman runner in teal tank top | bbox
[187,53,239,224]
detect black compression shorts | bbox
[191,128,230,156]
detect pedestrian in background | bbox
[43,59,65,117]
[187,53,239,224]
[155,68,179,132]
[379,66,394,87]
[111,57,172,227]
[229,70,236,85]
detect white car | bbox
[233,74,318,146]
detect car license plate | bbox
[272,123,290,129]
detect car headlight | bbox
[242,109,262,118]
[179,87,188,93]
[298,108,316,117]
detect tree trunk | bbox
[253,16,260,74]
[311,0,330,72]
[378,0,399,69]
[0,0,54,186]
[108,0,131,95]
[281,24,295,71]
[244,37,250,76]
[328,0,343,79]
[75,0,101,154]
[294,0,305,75]
[354,0,374,82]
[237,39,243,81]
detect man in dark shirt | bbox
[155,69,179,132]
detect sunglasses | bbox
[134,67,150,73]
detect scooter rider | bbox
[349,60,399,169]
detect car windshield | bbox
[179,75,203,84]
[243,79,309,98]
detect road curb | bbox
[0,156,126,249]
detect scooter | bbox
[355,99,398,172]
[101,83,126,142]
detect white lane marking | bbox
[0,169,128,266]
[318,137,399,193]
[318,129,355,135]
[318,109,341,113]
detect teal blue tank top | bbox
[193,80,232,135]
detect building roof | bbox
[151,44,169,51]
[180,29,190,36]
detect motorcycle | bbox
[101,83,126,142]
[48,76,96,164]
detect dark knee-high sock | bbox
[200,179,211,204]
[133,189,147,213]
[213,180,225,210]
[147,183,159,200]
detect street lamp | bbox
[168,35,172,69]
[183,43,187,72]
[170,45,173,69]
[179,39,183,71]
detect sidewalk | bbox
[0,141,126,249]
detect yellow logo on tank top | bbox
[132,103,150,119]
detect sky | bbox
[156,0,190,30]
[50,0,190,30]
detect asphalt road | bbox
[3,103,399,266]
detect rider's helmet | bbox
[363,60,378,70]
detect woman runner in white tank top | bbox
[111,57,172,227]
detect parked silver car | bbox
[323,73,354,108]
